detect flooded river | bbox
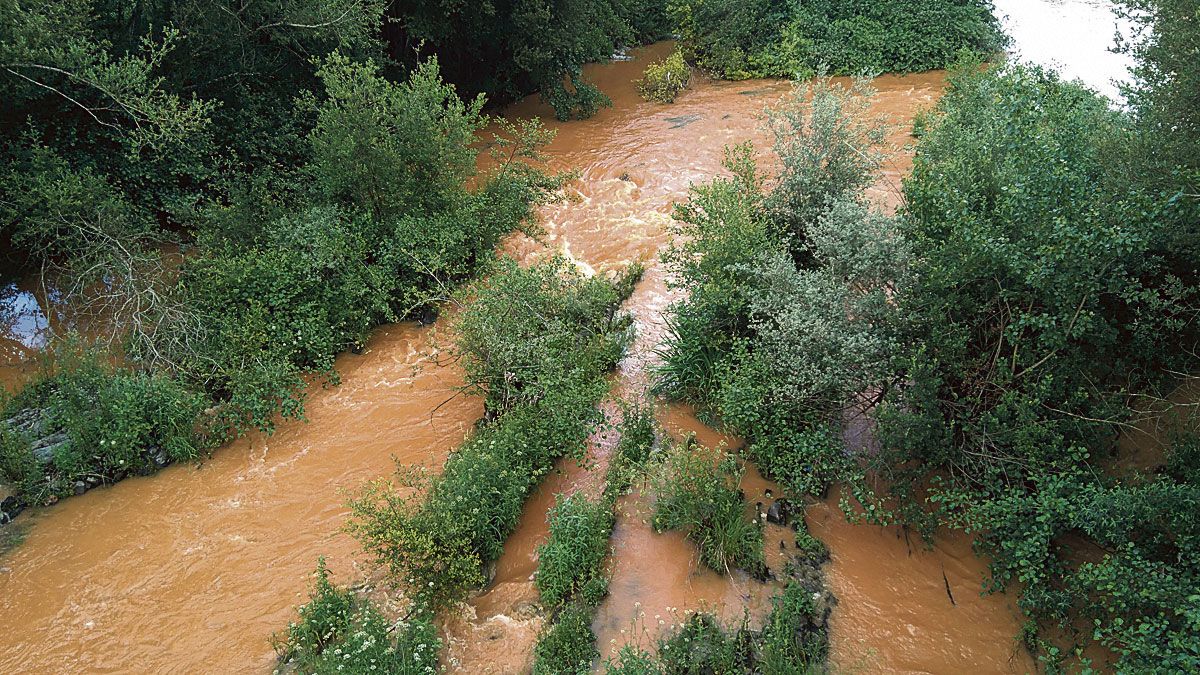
[1,2,1134,672]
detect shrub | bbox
[535,493,614,608]
[604,399,657,502]
[658,143,778,402]
[871,61,1200,669]
[758,582,827,674]
[650,439,764,575]
[764,78,886,259]
[454,256,635,415]
[0,426,39,499]
[603,644,662,674]
[532,602,600,675]
[637,49,691,103]
[272,559,441,674]
[4,349,207,500]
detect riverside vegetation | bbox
[0,0,1006,519]
[657,3,1200,670]
[5,0,1199,672]
[273,257,640,671]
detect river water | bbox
[0,3,1133,672]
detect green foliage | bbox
[535,493,614,608]
[308,55,484,222]
[758,583,827,674]
[347,259,636,610]
[764,78,886,259]
[389,0,667,119]
[533,601,601,675]
[454,257,636,415]
[650,439,764,576]
[532,397,653,674]
[1119,0,1200,191]
[175,59,562,440]
[41,359,206,478]
[604,399,657,501]
[0,427,39,498]
[659,78,893,504]
[637,49,691,103]
[655,613,755,672]
[604,645,662,674]
[658,143,777,402]
[600,583,828,674]
[272,559,441,675]
[670,0,1005,79]
[868,61,1200,669]
[2,349,206,502]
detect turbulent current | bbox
[0,3,1133,671]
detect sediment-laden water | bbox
[0,3,1134,670]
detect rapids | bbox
[0,2,1137,670]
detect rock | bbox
[150,447,170,469]
[419,305,439,326]
[85,475,101,487]
[73,481,87,496]
[29,431,68,465]
[0,495,22,524]
[766,498,791,525]
[665,113,702,129]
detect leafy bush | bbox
[758,582,827,674]
[659,78,893,504]
[175,58,564,440]
[0,427,38,498]
[604,399,658,501]
[600,582,828,674]
[637,49,691,103]
[658,143,778,403]
[454,257,637,415]
[532,601,601,675]
[670,0,1005,79]
[536,493,614,608]
[656,612,755,671]
[2,349,207,501]
[347,259,637,610]
[650,439,764,576]
[272,559,440,675]
[867,61,1200,669]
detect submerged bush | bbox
[533,601,601,675]
[650,439,764,575]
[659,77,893,504]
[601,581,829,674]
[272,559,440,674]
[536,493,614,608]
[637,49,691,103]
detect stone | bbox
[419,305,439,326]
[73,481,87,496]
[151,447,170,469]
[665,113,702,129]
[766,498,791,525]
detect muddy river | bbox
[0,2,1134,672]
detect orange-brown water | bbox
[0,42,1038,675]
[444,43,1033,673]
